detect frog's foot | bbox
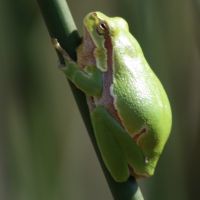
[91,105,147,182]
[51,38,71,61]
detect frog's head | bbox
[83,12,129,48]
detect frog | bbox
[52,11,172,182]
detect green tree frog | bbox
[52,12,172,182]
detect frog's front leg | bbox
[52,38,102,97]
[91,105,146,182]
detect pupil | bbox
[96,21,107,35]
[100,22,106,30]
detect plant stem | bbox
[36,0,144,199]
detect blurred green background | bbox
[1,0,200,199]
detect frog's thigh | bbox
[91,105,129,182]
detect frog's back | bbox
[111,32,172,141]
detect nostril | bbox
[92,12,97,17]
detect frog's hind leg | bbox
[91,105,146,182]
[91,105,129,182]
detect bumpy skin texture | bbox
[54,12,172,182]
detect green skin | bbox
[53,12,172,182]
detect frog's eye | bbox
[96,21,108,35]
